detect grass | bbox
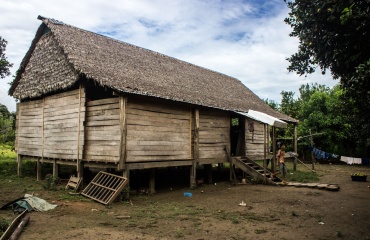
[254,159,320,183]
[0,144,16,161]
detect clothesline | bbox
[307,145,369,165]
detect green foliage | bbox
[284,0,370,155]
[0,104,15,145]
[264,98,279,111]
[0,218,10,236]
[0,37,13,79]
[43,174,60,191]
[284,0,370,79]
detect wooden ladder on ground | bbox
[231,156,282,185]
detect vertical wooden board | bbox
[199,109,230,161]
[125,99,191,162]
[18,101,43,157]
[245,119,266,157]
[85,97,120,162]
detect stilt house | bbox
[9,16,298,189]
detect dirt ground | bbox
[1,163,370,240]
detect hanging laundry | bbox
[362,158,369,166]
[340,156,348,164]
[353,158,362,165]
[340,156,362,165]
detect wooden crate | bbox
[81,171,128,205]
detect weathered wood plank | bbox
[86,114,119,122]
[127,116,189,126]
[126,107,190,120]
[127,150,188,156]
[85,134,120,141]
[127,124,188,133]
[126,130,189,141]
[43,108,81,117]
[86,103,119,112]
[85,130,120,138]
[43,103,80,113]
[84,154,119,162]
[44,112,82,122]
[84,149,120,157]
[85,140,121,146]
[86,108,120,117]
[126,155,192,162]
[85,125,119,131]
[126,140,187,146]
[44,122,78,129]
[86,98,119,107]
[127,144,189,151]
[84,145,120,151]
[85,120,120,127]
[44,96,80,109]
[128,100,190,116]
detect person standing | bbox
[273,144,287,183]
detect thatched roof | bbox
[9,16,297,123]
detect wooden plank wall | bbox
[84,98,120,163]
[16,100,43,156]
[126,99,191,162]
[199,110,230,162]
[245,119,266,157]
[43,89,85,159]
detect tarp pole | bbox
[293,123,297,171]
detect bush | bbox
[43,174,60,191]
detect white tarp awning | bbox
[237,110,288,129]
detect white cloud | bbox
[0,0,337,112]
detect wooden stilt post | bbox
[16,104,22,178]
[41,97,45,179]
[53,159,59,177]
[123,167,130,199]
[17,155,22,177]
[272,126,276,173]
[191,109,200,188]
[149,168,156,194]
[310,129,315,170]
[118,96,127,170]
[36,157,41,181]
[77,84,83,178]
[263,124,267,184]
[293,124,298,171]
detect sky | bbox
[0,0,337,112]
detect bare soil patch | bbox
[1,163,370,240]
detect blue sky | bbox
[0,0,336,112]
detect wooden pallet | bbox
[81,171,128,205]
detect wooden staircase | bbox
[231,156,282,185]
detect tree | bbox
[0,37,13,79]
[0,103,15,144]
[284,0,370,155]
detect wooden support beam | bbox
[17,155,22,177]
[310,129,315,170]
[293,123,298,171]
[77,161,83,179]
[122,167,130,199]
[272,126,276,173]
[190,109,200,188]
[37,157,41,181]
[149,168,155,194]
[263,124,267,184]
[53,159,59,177]
[76,84,84,177]
[118,96,127,170]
